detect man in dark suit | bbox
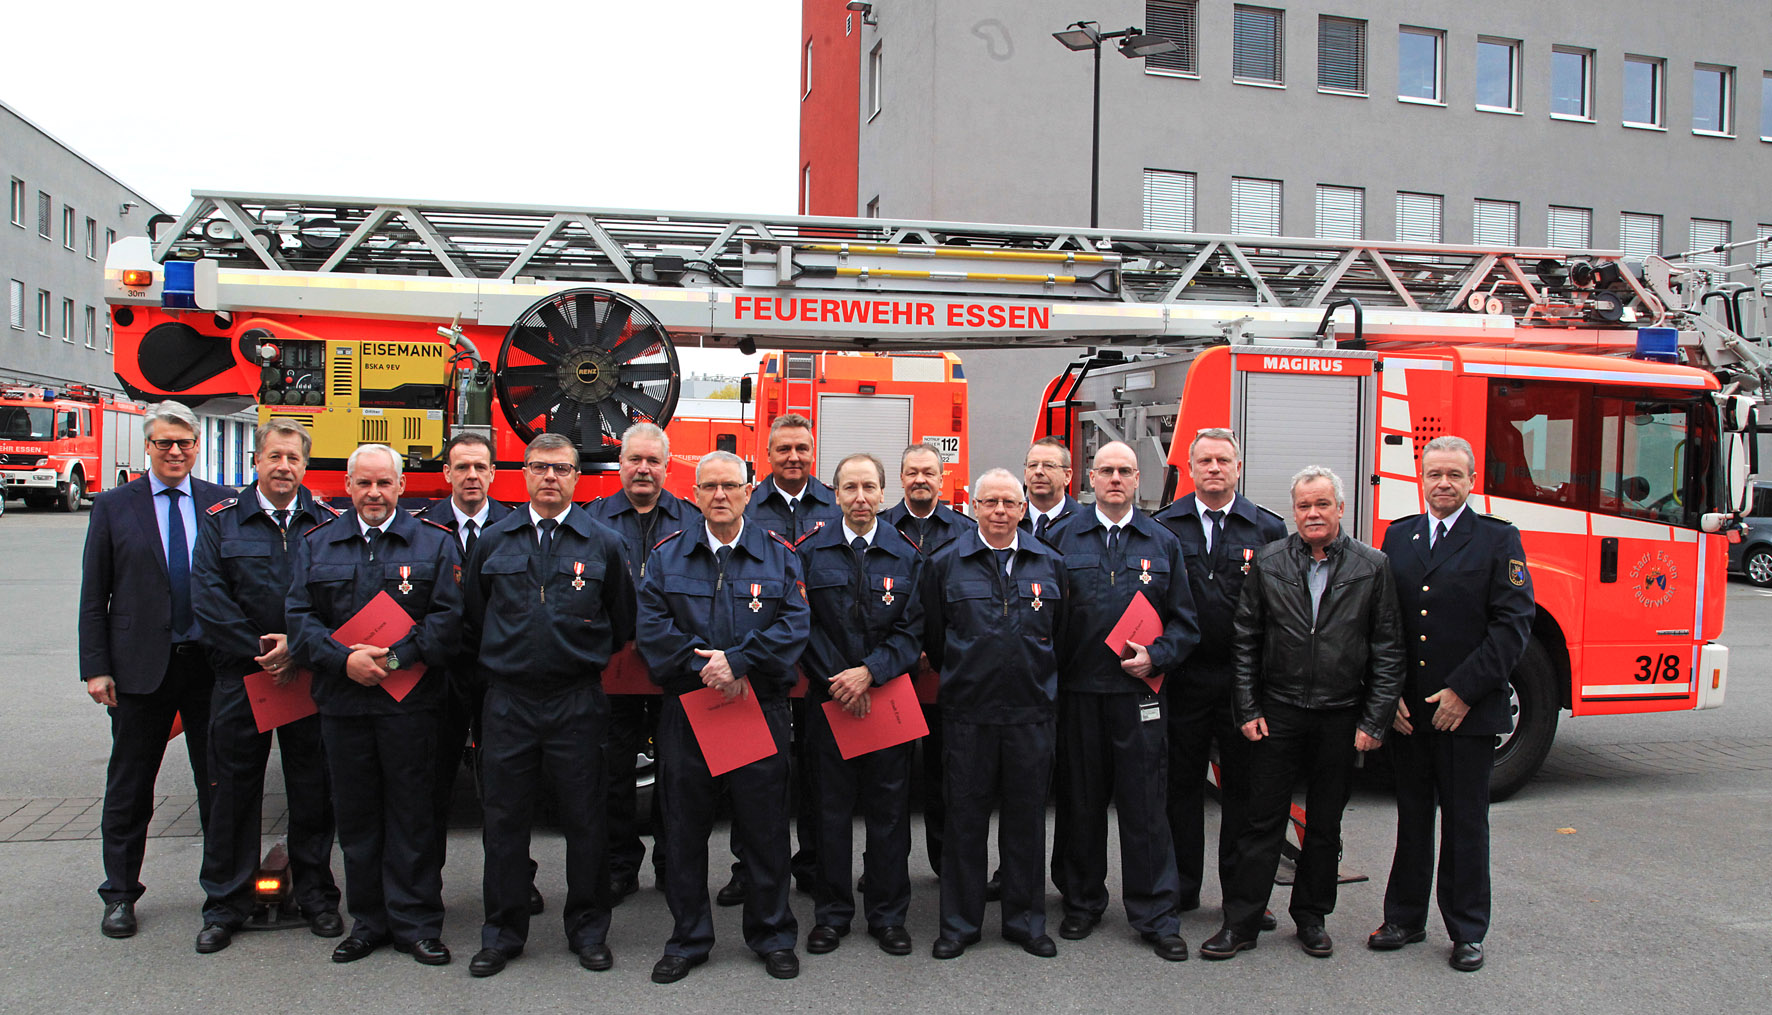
[1153,428,1286,924]
[1373,435,1533,973]
[80,400,229,939]
[1021,436,1080,543]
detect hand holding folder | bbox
[331,591,427,702]
[1105,590,1165,694]
[680,679,778,776]
[820,674,930,759]
[243,669,317,733]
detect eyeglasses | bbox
[148,438,197,451]
[975,497,1024,510]
[523,461,578,476]
[1024,461,1068,473]
[696,481,746,494]
[1092,466,1137,478]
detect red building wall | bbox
[798,0,860,216]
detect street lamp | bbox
[1052,21,1178,228]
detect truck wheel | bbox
[1490,639,1559,802]
[1744,547,1772,587]
[58,470,84,512]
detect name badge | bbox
[1139,700,1162,723]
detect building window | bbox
[85,217,98,260]
[1689,218,1730,265]
[1398,27,1443,103]
[1693,64,1733,134]
[1551,47,1593,119]
[1144,0,1198,77]
[1619,212,1663,258]
[1622,56,1664,127]
[7,280,21,330]
[1316,16,1365,95]
[1233,6,1284,85]
[868,43,883,119]
[8,178,22,228]
[62,205,76,250]
[1548,205,1593,248]
[802,38,813,99]
[84,306,96,349]
[36,291,50,335]
[865,196,880,218]
[1230,177,1282,235]
[1315,185,1363,239]
[105,316,113,354]
[800,164,811,215]
[61,297,74,342]
[1395,192,1443,243]
[1142,169,1197,231]
[845,13,852,35]
[1475,38,1520,112]
[1763,73,1772,140]
[37,192,51,238]
[1757,225,1772,293]
[105,228,116,257]
[1473,199,1520,245]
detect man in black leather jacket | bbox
[1200,466,1403,962]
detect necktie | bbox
[538,517,558,560]
[274,508,291,534]
[1433,520,1449,555]
[164,489,192,636]
[714,544,733,580]
[1034,513,1049,542]
[1106,524,1122,564]
[364,526,381,562]
[851,536,870,612]
[1205,509,1227,570]
[463,519,479,559]
[993,546,1013,576]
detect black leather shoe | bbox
[984,870,1003,902]
[930,935,977,959]
[1260,909,1278,931]
[528,884,545,915]
[469,947,509,977]
[650,953,705,983]
[1142,932,1189,962]
[307,910,345,938]
[869,925,913,956]
[101,901,136,939]
[1450,941,1485,971]
[716,873,748,907]
[1199,926,1258,960]
[1296,925,1333,958]
[1058,913,1100,940]
[807,924,848,954]
[1368,922,1427,951]
[396,938,452,965]
[763,949,800,979]
[577,943,613,971]
[609,873,640,903]
[195,923,233,954]
[332,936,385,963]
[1004,930,1057,958]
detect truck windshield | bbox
[0,407,54,440]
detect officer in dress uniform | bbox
[1153,427,1286,925]
[638,450,810,984]
[798,452,926,958]
[586,422,699,901]
[190,419,341,954]
[1021,436,1081,544]
[1372,435,1533,973]
[286,443,462,966]
[1047,441,1199,961]
[921,468,1068,960]
[462,434,633,977]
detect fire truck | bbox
[104,192,1765,799]
[0,384,146,511]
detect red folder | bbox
[168,712,183,741]
[821,674,930,759]
[331,590,427,702]
[680,681,778,776]
[1105,590,1165,694]
[243,669,318,733]
[602,643,659,695]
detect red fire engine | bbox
[0,384,146,511]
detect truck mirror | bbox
[1726,432,1751,514]
[739,377,753,405]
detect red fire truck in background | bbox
[0,384,146,512]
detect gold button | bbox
[1420,609,1428,616]
[1422,585,1430,592]
[1419,635,1427,641]
[1419,660,1426,666]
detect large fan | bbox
[494,288,680,463]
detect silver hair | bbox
[696,449,747,482]
[621,421,670,459]
[1420,434,1477,473]
[346,443,404,480]
[141,400,199,440]
[254,418,312,459]
[974,467,1026,501]
[1189,427,1242,460]
[1289,465,1345,505]
[900,441,947,470]
[525,432,580,468]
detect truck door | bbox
[1231,350,1377,538]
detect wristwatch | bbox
[384,649,401,671]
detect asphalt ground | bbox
[3,507,1769,1013]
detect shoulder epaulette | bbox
[420,518,453,532]
[1481,512,1512,525]
[1388,512,1423,525]
[302,515,337,537]
[773,531,801,552]
[653,529,687,551]
[206,498,237,515]
[1257,505,1286,521]
[320,502,343,516]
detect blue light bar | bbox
[1633,327,1680,363]
[163,260,197,310]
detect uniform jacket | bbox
[415,496,515,548]
[462,505,635,695]
[636,520,810,699]
[585,488,700,585]
[921,530,1068,723]
[191,485,339,682]
[1232,531,1405,741]
[798,520,927,701]
[1047,507,1201,694]
[286,508,463,715]
[1154,492,1288,684]
[1020,493,1082,545]
[881,499,976,557]
[79,474,231,692]
[1382,510,1534,737]
[748,475,841,544]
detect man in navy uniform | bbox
[880,442,974,878]
[798,452,926,958]
[190,419,341,953]
[1154,428,1286,925]
[287,443,462,966]
[586,421,699,901]
[1372,435,1533,973]
[462,434,633,977]
[921,468,1068,960]
[80,401,228,939]
[638,450,810,983]
[1047,441,1198,961]
[1021,436,1081,543]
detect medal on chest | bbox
[1030,581,1044,611]
[571,561,586,591]
[881,576,895,606]
[1241,548,1253,575]
[397,565,413,595]
[1139,558,1153,584]
[749,583,764,612]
